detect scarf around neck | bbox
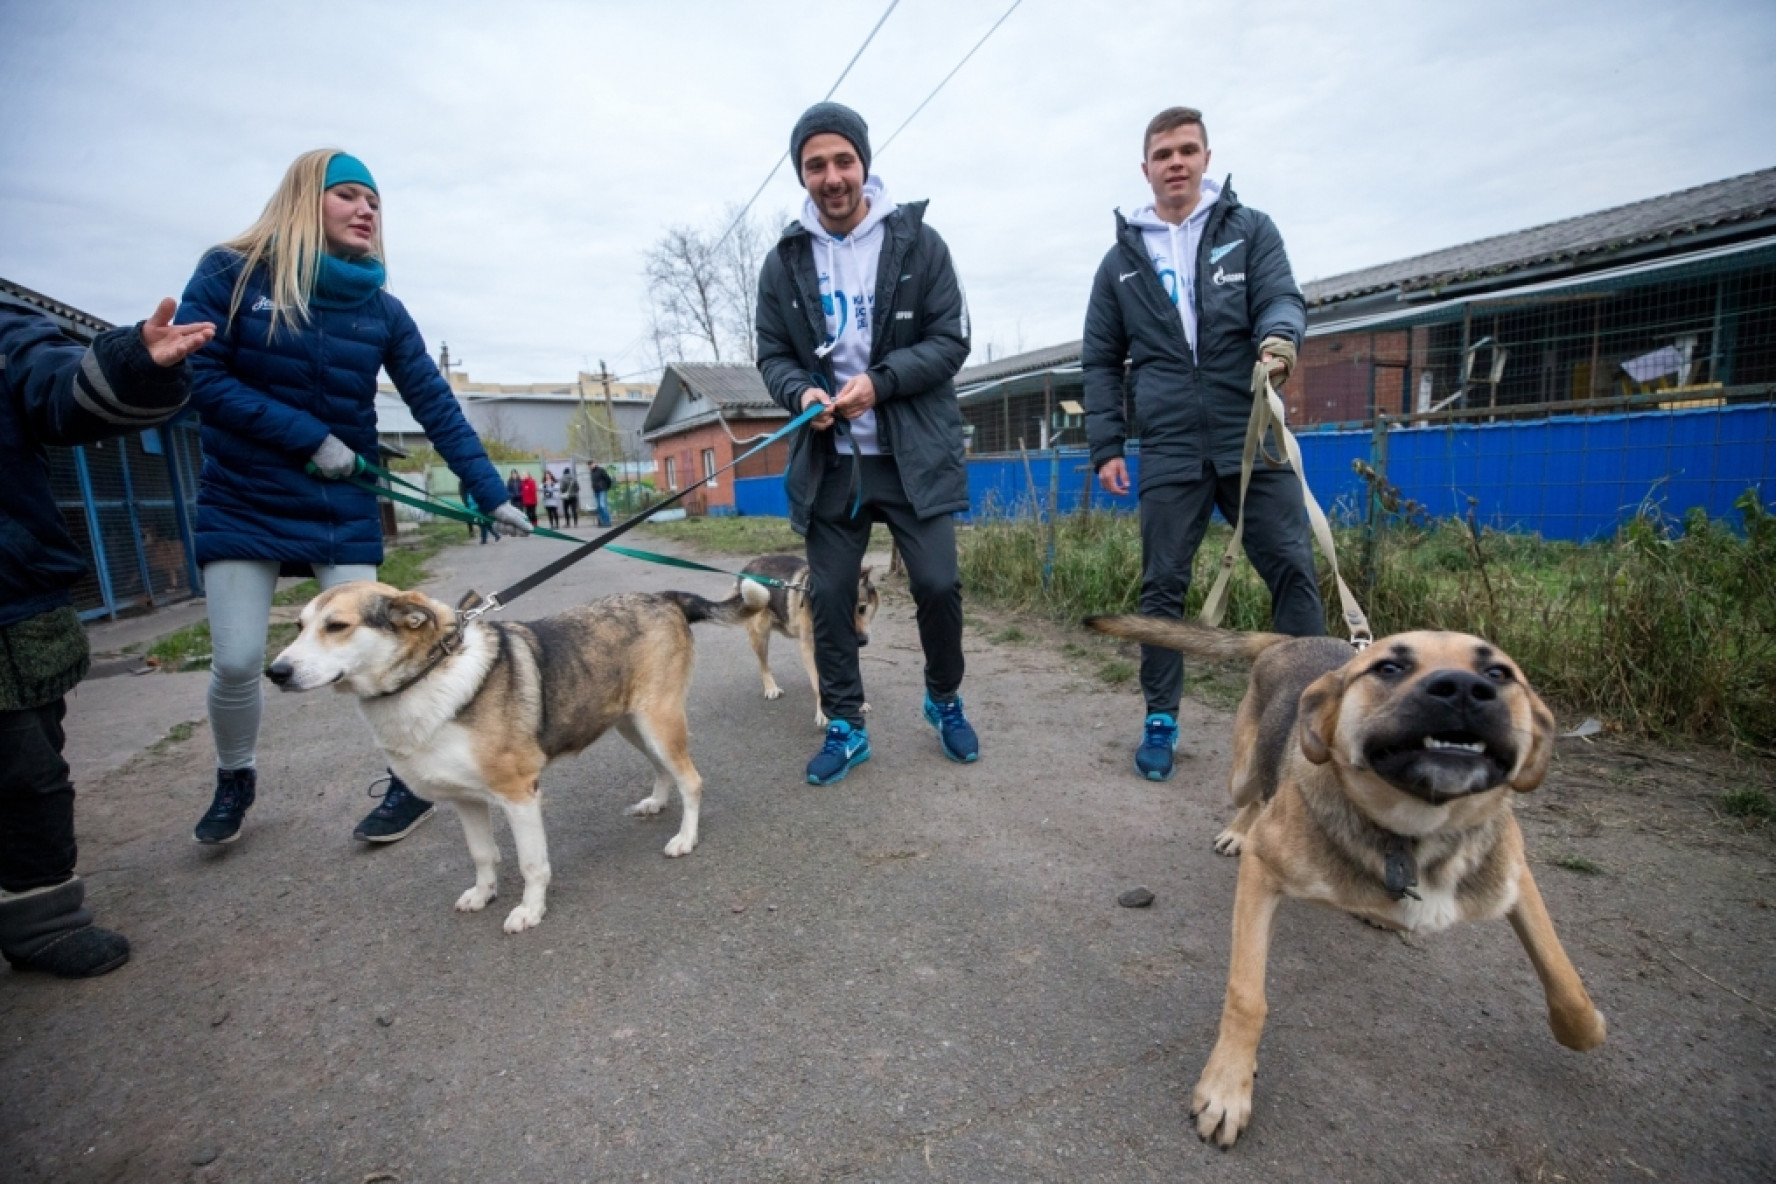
[311,252,386,309]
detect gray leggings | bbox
[204,560,375,770]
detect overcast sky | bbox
[3,0,1773,383]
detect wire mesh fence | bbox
[48,418,203,621]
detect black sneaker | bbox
[352,774,435,843]
[193,767,257,844]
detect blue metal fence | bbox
[730,400,1775,541]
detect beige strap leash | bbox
[1197,347,1374,649]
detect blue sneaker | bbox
[807,720,871,786]
[1135,713,1179,781]
[923,692,980,763]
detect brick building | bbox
[641,364,790,513]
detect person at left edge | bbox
[1,294,213,977]
[174,149,532,849]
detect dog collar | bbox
[366,621,464,701]
[1382,834,1422,901]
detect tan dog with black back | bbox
[1086,616,1606,1147]
[735,554,878,727]
[269,580,767,934]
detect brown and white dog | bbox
[268,580,767,934]
[735,554,879,727]
[1086,616,1606,1147]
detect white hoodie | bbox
[800,175,897,455]
[1127,176,1222,359]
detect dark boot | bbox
[0,876,129,978]
[352,772,434,843]
[193,767,256,845]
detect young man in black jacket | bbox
[1082,106,1324,782]
[755,102,977,785]
[0,295,213,977]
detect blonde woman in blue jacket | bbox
[176,149,531,847]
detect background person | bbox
[520,470,539,526]
[589,461,613,527]
[1082,106,1319,782]
[559,464,580,528]
[541,470,561,530]
[174,148,531,848]
[0,295,213,977]
[755,102,977,786]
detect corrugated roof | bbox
[642,363,784,437]
[956,340,1082,389]
[0,276,114,340]
[1303,167,1776,308]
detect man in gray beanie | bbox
[755,101,977,786]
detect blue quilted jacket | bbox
[175,250,510,567]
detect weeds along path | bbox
[5,519,1771,1181]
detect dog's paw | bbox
[1190,1060,1255,1148]
[1212,828,1245,856]
[455,884,496,912]
[663,831,698,858]
[502,903,544,934]
[1552,1005,1607,1052]
[764,686,785,701]
[625,796,665,818]
[861,701,872,715]
[814,709,829,728]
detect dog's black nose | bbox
[1422,670,1496,705]
[857,634,869,648]
[265,662,292,686]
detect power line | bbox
[876,0,1023,159]
[708,0,900,256]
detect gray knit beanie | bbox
[790,102,871,178]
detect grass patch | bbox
[149,720,198,755]
[1098,659,1136,686]
[272,578,319,606]
[641,516,805,557]
[1550,854,1604,875]
[992,626,1028,644]
[958,490,1776,751]
[1719,786,1775,825]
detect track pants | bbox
[806,455,964,728]
[1138,462,1325,717]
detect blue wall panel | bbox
[727,405,1773,541]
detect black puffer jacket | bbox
[756,200,971,534]
[1081,180,1306,491]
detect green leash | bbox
[329,459,800,589]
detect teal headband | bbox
[324,153,378,194]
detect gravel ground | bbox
[2,528,1771,1183]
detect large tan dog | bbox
[268,580,766,934]
[735,554,879,727]
[1086,616,1606,1147]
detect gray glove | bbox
[309,434,360,479]
[491,503,533,537]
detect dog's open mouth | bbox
[1366,729,1512,802]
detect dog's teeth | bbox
[1423,737,1486,753]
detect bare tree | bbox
[644,207,785,367]
[645,226,725,362]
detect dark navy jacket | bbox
[756,201,971,534]
[0,300,190,627]
[175,250,510,567]
[1082,181,1306,492]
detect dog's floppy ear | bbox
[1297,670,1344,765]
[1509,686,1558,792]
[388,590,438,632]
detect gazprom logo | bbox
[1212,265,1246,286]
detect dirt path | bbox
[3,531,1771,1182]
